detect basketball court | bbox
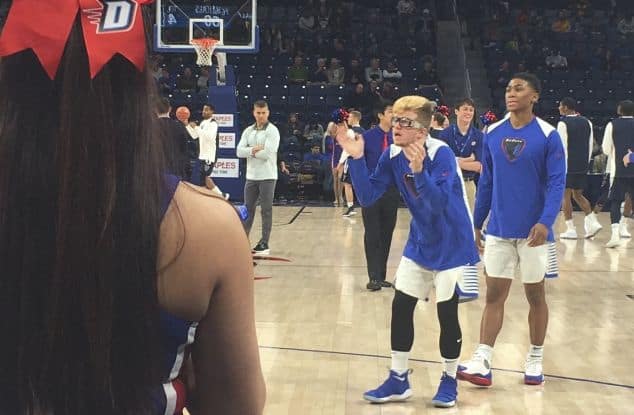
[154,2,633,413]
[249,207,633,414]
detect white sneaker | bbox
[606,225,620,248]
[620,222,631,238]
[457,353,492,386]
[584,215,602,238]
[524,356,544,385]
[559,228,578,239]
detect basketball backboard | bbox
[155,0,258,54]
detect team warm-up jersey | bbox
[557,114,593,174]
[348,137,479,271]
[473,117,566,241]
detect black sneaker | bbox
[379,280,393,288]
[343,206,357,217]
[366,280,382,291]
[253,241,270,255]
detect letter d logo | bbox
[99,0,138,33]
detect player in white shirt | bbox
[187,104,227,199]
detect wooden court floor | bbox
[248,206,633,415]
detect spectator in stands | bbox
[496,61,512,88]
[345,83,371,115]
[416,9,435,50]
[591,46,613,71]
[380,82,399,103]
[288,56,309,84]
[197,68,209,92]
[327,58,345,86]
[286,113,305,141]
[330,38,348,65]
[150,60,162,81]
[304,118,325,142]
[158,68,172,94]
[176,67,196,92]
[298,8,317,34]
[345,57,365,85]
[417,60,440,87]
[365,58,383,83]
[310,58,329,84]
[304,143,326,164]
[382,61,403,83]
[545,50,568,70]
[617,14,634,35]
[396,0,415,16]
[317,3,331,33]
[368,80,384,109]
[551,11,571,33]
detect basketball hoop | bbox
[190,38,220,67]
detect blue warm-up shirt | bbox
[362,126,393,170]
[473,116,566,241]
[438,125,484,180]
[348,137,479,271]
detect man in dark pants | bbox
[360,102,399,291]
[602,100,634,248]
[557,97,602,239]
[156,97,190,178]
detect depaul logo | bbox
[84,0,139,34]
[501,137,526,162]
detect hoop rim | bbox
[190,38,221,48]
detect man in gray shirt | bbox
[236,100,280,254]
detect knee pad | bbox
[437,294,461,359]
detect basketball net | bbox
[190,38,227,84]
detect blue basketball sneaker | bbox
[363,369,413,403]
[431,372,458,408]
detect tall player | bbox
[602,100,634,248]
[557,97,602,239]
[337,96,479,408]
[458,73,566,386]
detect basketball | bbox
[175,106,190,123]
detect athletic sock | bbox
[347,202,353,208]
[390,351,409,375]
[565,219,574,230]
[443,358,458,378]
[528,344,544,361]
[475,344,494,362]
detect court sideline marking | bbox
[259,345,634,390]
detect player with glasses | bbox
[336,96,479,408]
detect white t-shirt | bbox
[189,118,218,163]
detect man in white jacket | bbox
[188,104,227,198]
